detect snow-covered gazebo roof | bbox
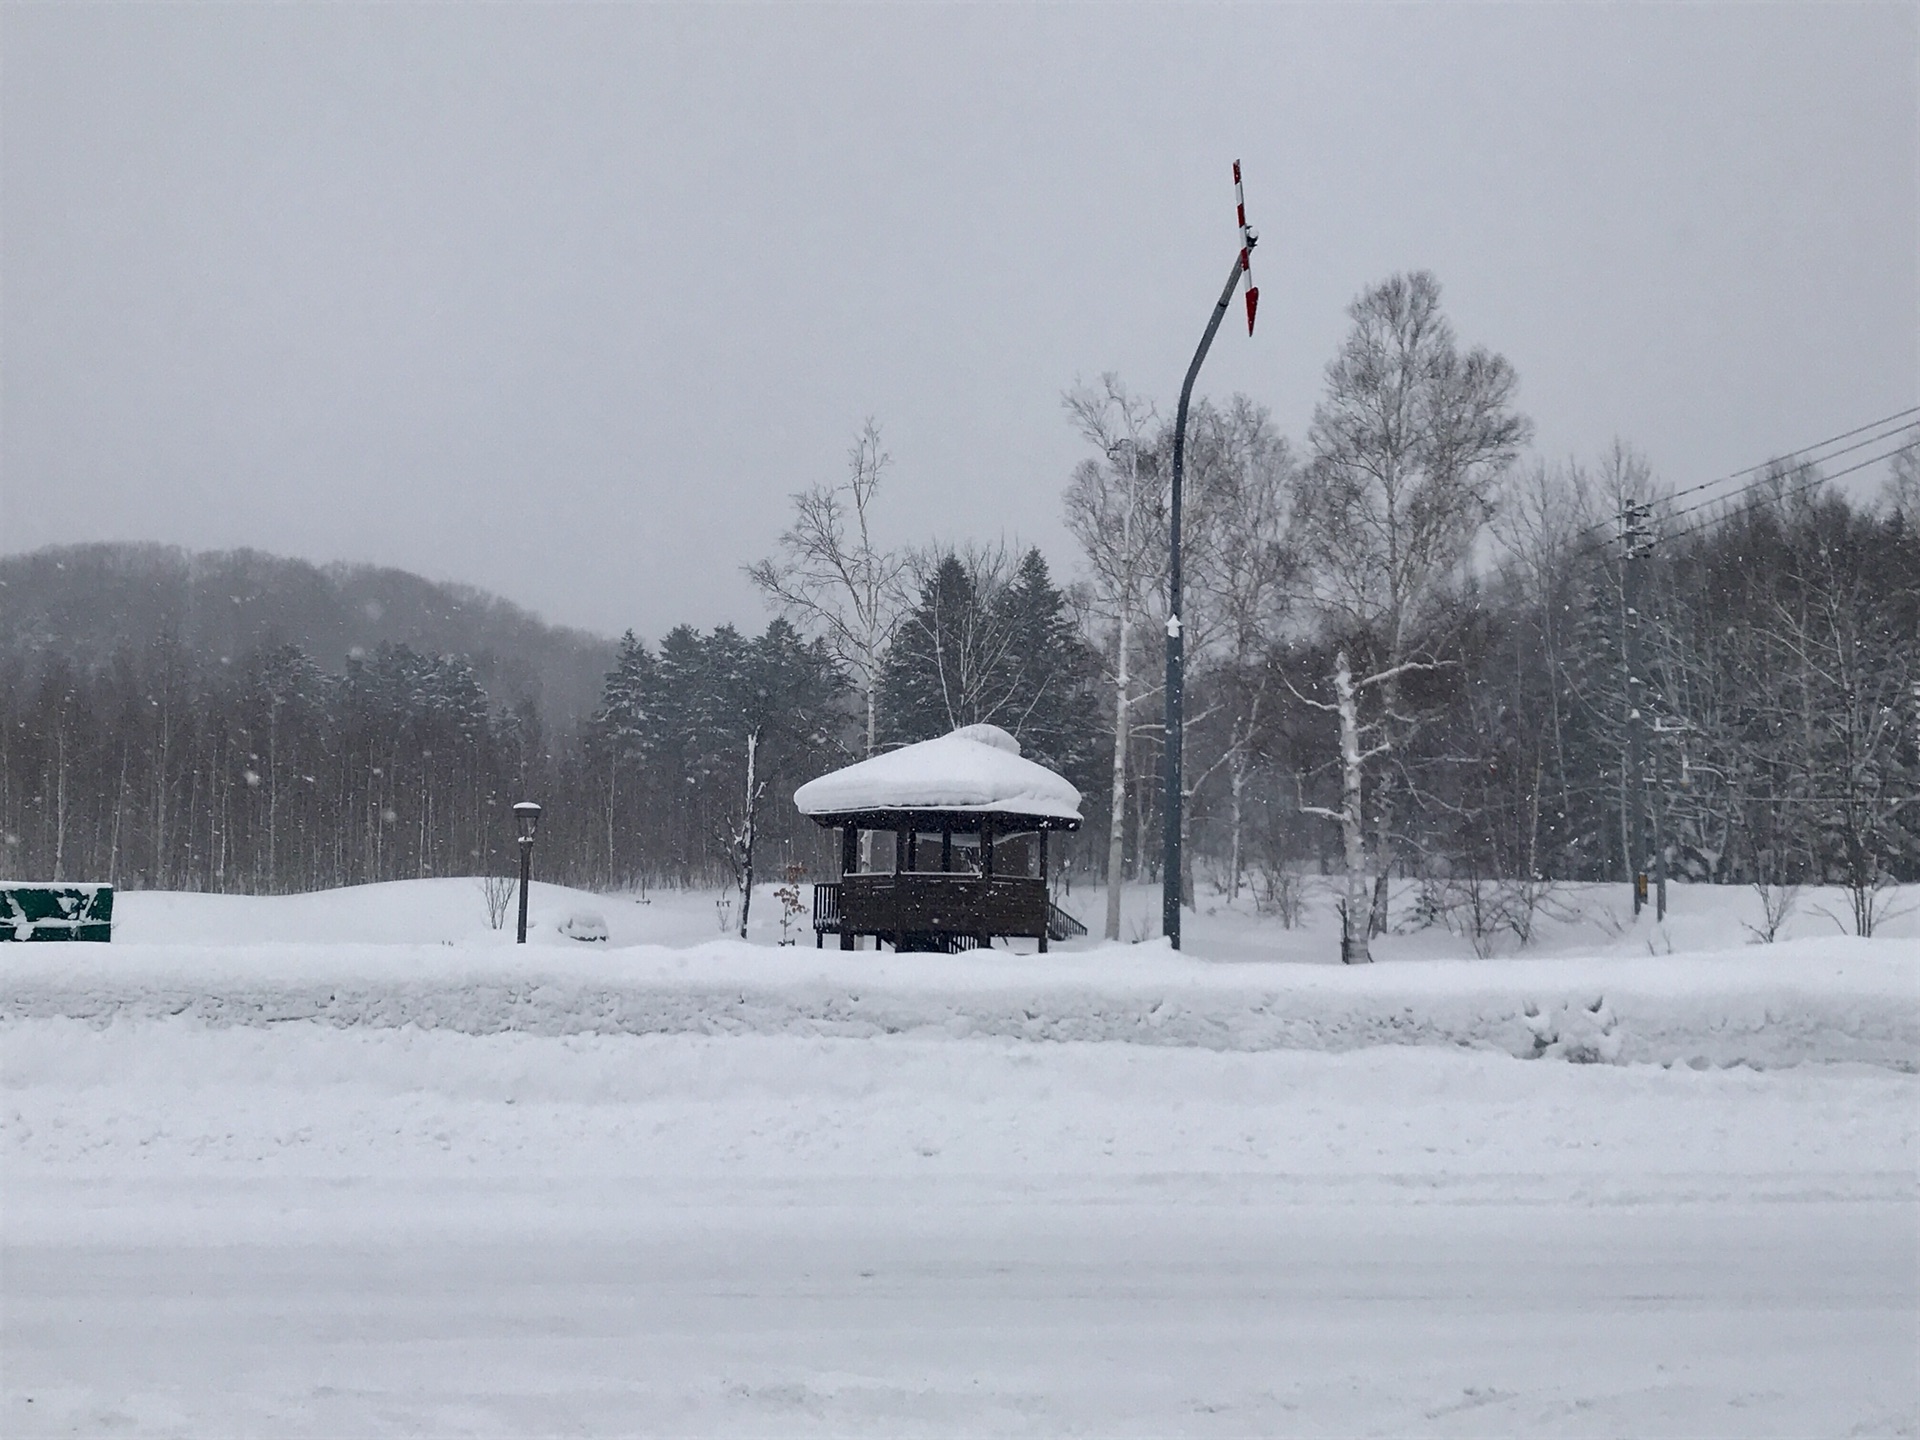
[794,724,1082,828]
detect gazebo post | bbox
[941,825,952,873]
[1038,829,1050,953]
[979,816,995,951]
[840,825,857,950]
[885,822,898,952]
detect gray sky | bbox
[4,4,1914,641]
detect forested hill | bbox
[0,543,616,727]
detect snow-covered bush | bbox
[1521,996,1622,1064]
[479,875,516,931]
[1745,881,1801,944]
[1251,867,1308,929]
[559,912,608,943]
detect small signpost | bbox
[0,884,114,941]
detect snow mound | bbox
[794,726,1081,821]
[947,723,1022,753]
[559,912,609,943]
[5,936,1913,1070]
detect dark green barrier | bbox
[0,884,113,941]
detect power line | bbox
[1661,421,1917,527]
[1661,440,1913,545]
[1657,404,1917,508]
[1570,403,1920,544]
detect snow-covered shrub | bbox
[1409,874,1502,956]
[1416,874,1576,956]
[773,879,806,946]
[1815,872,1909,940]
[479,874,515,931]
[559,912,608,943]
[1500,877,1577,948]
[1745,881,1801,944]
[1521,996,1622,1064]
[1407,878,1450,932]
[1252,867,1308,929]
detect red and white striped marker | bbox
[1234,159,1259,335]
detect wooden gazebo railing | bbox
[813,877,1084,950]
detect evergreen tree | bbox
[995,548,1101,790]
[585,630,659,886]
[880,553,1010,743]
[879,546,1098,791]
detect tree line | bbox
[3,268,1914,946]
[1043,274,1918,949]
[0,544,1097,913]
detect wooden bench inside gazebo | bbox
[796,725,1085,953]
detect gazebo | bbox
[795,724,1086,952]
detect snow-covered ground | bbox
[87,869,1920,957]
[4,878,1916,1436]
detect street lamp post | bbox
[1163,161,1260,950]
[513,800,542,944]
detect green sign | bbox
[0,884,113,941]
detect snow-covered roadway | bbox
[7,1191,1912,1437]
[6,1022,1915,1437]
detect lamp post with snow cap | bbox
[513,801,542,944]
[1163,161,1261,950]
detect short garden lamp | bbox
[512,801,542,943]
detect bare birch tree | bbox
[1491,458,1603,883]
[1293,649,1386,961]
[1183,397,1295,900]
[729,728,765,939]
[1293,271,1530,938]
[747,419,908,758]
[1063,376,1163,941]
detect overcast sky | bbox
[3,4,1914,641]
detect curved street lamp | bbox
[512,800,542,944]
[1163,161,1260,950]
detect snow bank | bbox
[5,933,1913,1070]
[10,1025,1913,1210]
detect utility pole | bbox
[1162,160,1260,950]
[1650,718,1669,921]
[1648,717,1696,922]
[1621,501,1653,916]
